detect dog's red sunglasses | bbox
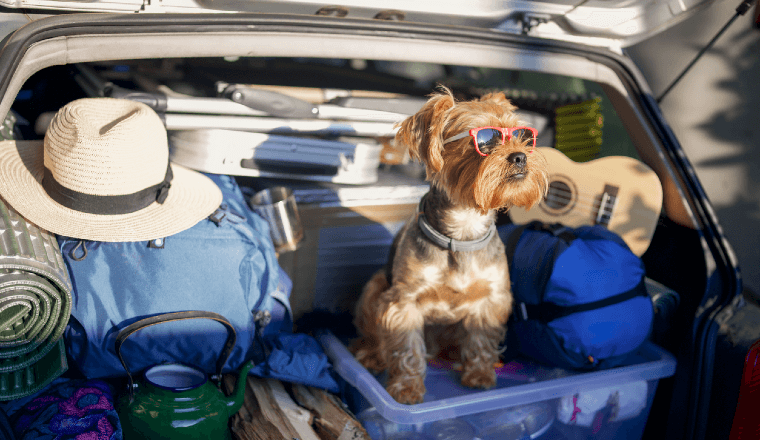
[443,126,537,156]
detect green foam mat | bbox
[0,338,67,401]
[0,199,72,400]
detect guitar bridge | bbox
[595,184,619,227]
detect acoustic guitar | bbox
[509,147,663,256]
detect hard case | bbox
[169,129,384,185]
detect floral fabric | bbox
[9,379,122,440]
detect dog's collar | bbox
[417,195,497,252]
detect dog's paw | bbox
[387,377,426,405]
[354,349,386,373]
[460,366,497,390]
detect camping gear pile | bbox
[0,98,339,439]
[0,83,660,440]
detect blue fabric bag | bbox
[499,221,654,370]
[60,174,292,378]
[251,333,339,392]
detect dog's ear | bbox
[396,89,455,174]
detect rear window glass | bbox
[13,57,637,163]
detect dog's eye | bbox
[512,128,534,144]
[475,129,502,155]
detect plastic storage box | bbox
[242,166,428,320]
[318,331,676,440]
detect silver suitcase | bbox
[169,129,384,185]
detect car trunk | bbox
[0,11,743,440]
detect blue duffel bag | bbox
[59,173,292,379]
[499,221,654,370]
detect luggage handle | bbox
[103,83,168,112]
[115,311,237,395]
[219,84,318,119]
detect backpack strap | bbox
[504,220,576,308]
[503,222,532,261]
[536,222,578,243]
[504,221,578,298]
[515,277,648,322]
[504,221,577,260]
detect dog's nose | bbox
[507,152,526,167]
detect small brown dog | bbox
[351,86,549,404]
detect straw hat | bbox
[0,98,222,242]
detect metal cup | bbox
[250,186,304,253]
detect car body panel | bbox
[0,0,719,49]
[0,9,749,440]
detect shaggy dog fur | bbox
[351,86,549,404]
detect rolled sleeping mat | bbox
[0,197,72,400]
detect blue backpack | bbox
[498,221,654,370]
[60,174,292,379]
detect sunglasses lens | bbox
[475,128,502,154]
[512,128,534,144]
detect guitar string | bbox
[541,188,657,217]
[544,187,656,213]
[542,201,614,220]
[544,195,615,214]
[545,184,657,206]
[544,187,616,205]
[543,187,616,212]
[543,192,657,217]
[539,210,611,221]
[540,198,657,218]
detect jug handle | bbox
[115,310,238,400]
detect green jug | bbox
[115,311,255,440]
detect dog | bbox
[351,86,549,405]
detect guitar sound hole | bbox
[545,180,573,211]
